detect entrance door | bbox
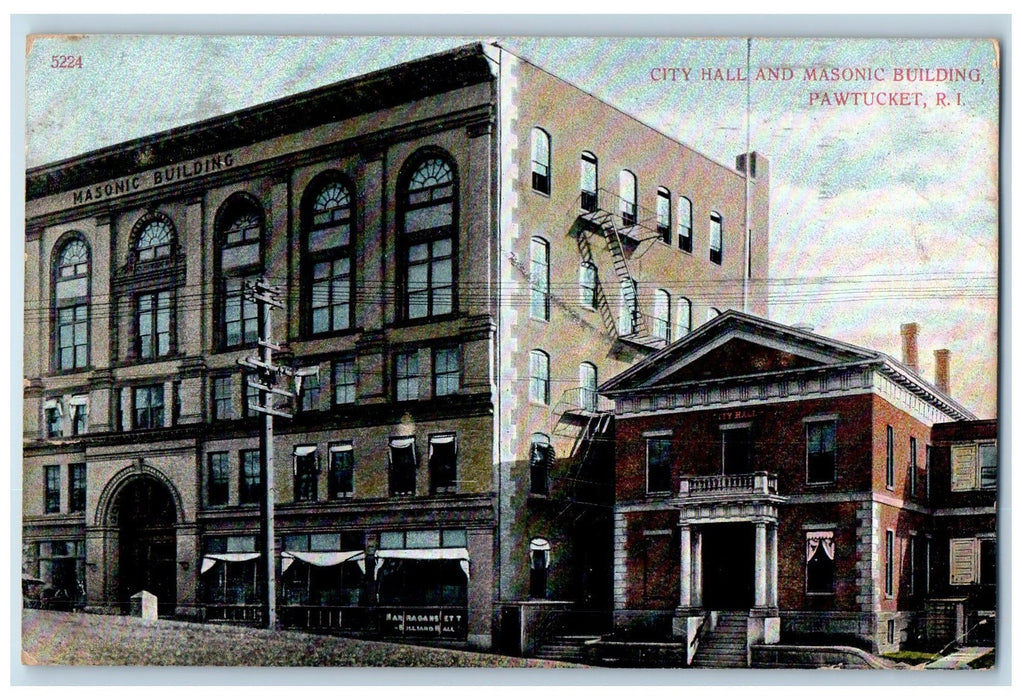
[700,523,755,610]
[116,477,177,612]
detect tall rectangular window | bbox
[806,531,835,594]
[207,452,229,506]
[925,444,932,500]
[807,420,837,483]
[332,358,356,405]
[44,465,60,514]
[329,443,354,498]
[579,262,597,309]
[656,187,671,244]
[909,436,918,496]
[580,152,598,211]
[709,212,723,264]
[429,434,457,493]
[646,437,672,493]
[298,367,321,412]
[678,197,693,253]
[886,425,895,489]
[885,530,895,596]
[388,437,417,496]
[530,237,550,321]
[44,400,62,438]
[652,290,671,343]
[244,373,260,418]
[57,304,89,370]
[529,350,550,405]
[723,426,753,475]
[433,347,460,397]
[223,276,260,348]
[239,449,262,504]
[531,128,551,194]
[310,258,351,333]
[133,385,165,430]
[212,376,233,421]
[68,463,85,513]
[530,434,552,496]
[406,238,453,320]
[395,351,420,402]
[137,290,172,359]
[979,442,997,490]
[293,446,318,502]
[70,396,88,435]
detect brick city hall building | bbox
[23,43,769,650]
[599,313,987,660]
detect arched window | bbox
[135,216,174,261]
[530,236,550,321]
[129,213,178,360]
[529,537,551,598]
[676,297,692,338]
[579,362,598,412]
[678,197,693,252]
[579,261,597,309]
[531,128,551,194]
[618,279,637,336]
[580,151,598,211]
[710,211,723,264]
[216,194,264,348]
[656,187,672,244]
[653,289,671,343]
[52,235,90,370]
[529,436,552,497]
[400,152,457,320]
[529,350,550,405]
[303,177,353,335]
[619,170,637,226]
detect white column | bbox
[767,523,778,608]
[679,525,692,608]
[692,529,703,608]
[754,521,767,608]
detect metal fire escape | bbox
[572,188,666,351]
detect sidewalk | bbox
[21,610,580,667]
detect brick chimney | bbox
[900,322,919,373]
[934,349,951,395]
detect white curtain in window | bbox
[428,434,456,458]
[374,547,470,580]
[806,531,835,560]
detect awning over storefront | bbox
[281,550,365,573]
[200,552,260,574]
[375,547,470,579]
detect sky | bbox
[23,34,1000,418]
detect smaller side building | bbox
[600,311,977,655]
[925,419,997,646]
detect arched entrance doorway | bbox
[113,477,177,611]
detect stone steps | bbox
[691,614,749,668]
[534,635,599,664]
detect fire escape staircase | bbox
[573,193,666,351]
[547,388,615,522]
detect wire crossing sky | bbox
[24,35,1000,417]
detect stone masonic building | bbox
[23,42,769,650]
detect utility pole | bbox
[238,278,316,630]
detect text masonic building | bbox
[23,43,769,650]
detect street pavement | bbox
[21,609,581,667]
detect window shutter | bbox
[950,444,978,491]
[949,538,976,585]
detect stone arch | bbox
[94,459,186,528]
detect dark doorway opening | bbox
[115,477,177,614]
[700,523,755,610]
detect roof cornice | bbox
[27,43,493,200]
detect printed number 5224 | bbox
[50,55,83,69]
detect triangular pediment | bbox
[658,337,824,383]
[601,311,880,394]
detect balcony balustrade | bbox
[677,471,778,499]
